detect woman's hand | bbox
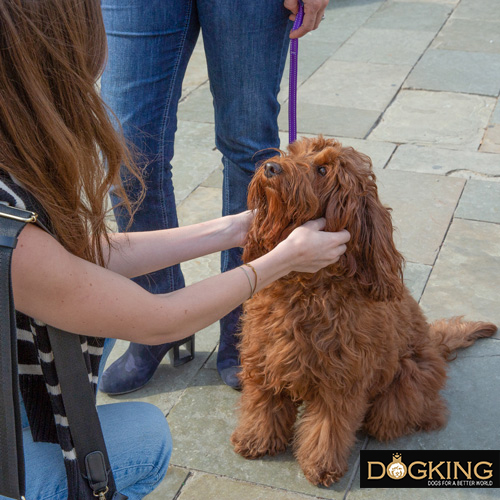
[276,218,350,273]
[285,0,329,39]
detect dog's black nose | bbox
[264,162,282,178]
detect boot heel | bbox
[168,335,195,367]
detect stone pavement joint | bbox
[97,1,500,498]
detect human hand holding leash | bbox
[285,0,329,39]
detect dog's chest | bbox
[242,281,349,395]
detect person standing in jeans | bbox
[99,0,329,393]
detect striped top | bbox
[0,172,105,497]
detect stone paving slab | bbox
[397,0,458,4]
[181,39,208,98]
[297,59,411,112]
[363,0,452,32]
[419,218,500,327]
[481,124,500,154]
[482,101,500,152]
[178,82,214,124]
[405,49,500,97]
[318,0,384,45]
[350,486,500,500]
[333,28,436,66]
[403,262,432,302]
[375,169,464,265]
[416,217,500,363]
[492,102,500,124]
[167,369,363,499]
[145,466,189,500]
[278,41,339,104]
[455,180,500,223]
[200,166,223,189]
[171,120,220,204]
[174,473,328,500]
[369,90,495,150]
[177,186,222,224]
[452,0,500,22]
[431,18,500,54]
[203,350,218,371]
[386,144,500,178]
[452,337,500,360]
[335,138,397,170]
[279,102,381,139]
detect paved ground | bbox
[97,0,500,498]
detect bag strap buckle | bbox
[0,204,38,223]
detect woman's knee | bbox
[98,402,172,489]
[144,403,172,478]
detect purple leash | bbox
[288,1,304,144]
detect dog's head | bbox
[245,136,404,301]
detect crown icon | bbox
[392,453,402,461]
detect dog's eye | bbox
[317,166,327,176]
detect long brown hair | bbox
[0,0,144,266]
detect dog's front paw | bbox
[302,463,348,487]
[231,430,288,459]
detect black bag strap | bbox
[0,204,33,500]
[0,204,126,500]
[46,325,117,498]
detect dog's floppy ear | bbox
[325,147,404,301]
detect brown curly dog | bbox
[230,136,497,487]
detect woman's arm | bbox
[12,220,349,345]
[104,212,252,278]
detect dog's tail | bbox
[430,317,497,360]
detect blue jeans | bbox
[100,0,291,368]
[5,339,171,500]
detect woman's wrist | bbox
[213,214,240,249]
[271,238,301,274]
[222,211,253,249]
[245,243,295,293]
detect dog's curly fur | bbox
[230,137,497,487]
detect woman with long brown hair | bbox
[0,0,349,498]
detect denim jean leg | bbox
[13,402,171,500]
[198,0,292,379]
[98,0,200,393]
[101,0,200,296]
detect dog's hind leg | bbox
[231,382,298,459]
[363,352,448,441]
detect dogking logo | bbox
[360,450,500,488]
[386,453,407,480]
